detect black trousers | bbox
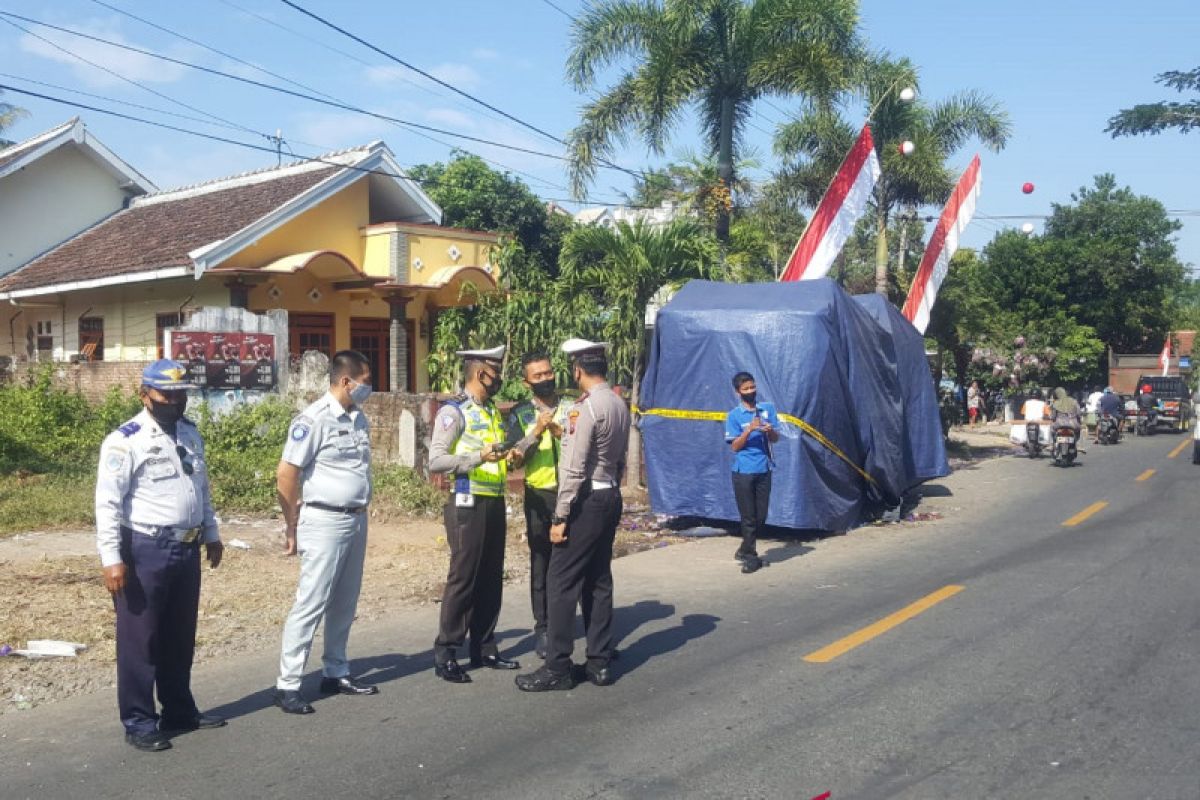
[435,495,506,663]
[732,471,772,556]
[545,488,622,675]
[114,528,202,735]
[523,486,556,635]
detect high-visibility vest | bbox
[447,397,507,497]
[512,398,571,490]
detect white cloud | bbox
[289,111,394,152]
[427,62,481,90]
[471,48,500,61]
[424,107,475,130]
[18,21,189,88]
[364,65,411,87]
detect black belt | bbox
[306,502,367,515]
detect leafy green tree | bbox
[1106,67,1200,137]
[413,155,587,393]
[559,219,718,486]
[0,90,28,148]
[1042,174,1186,353]
[775,55,1009,297]
[565,0,864,242]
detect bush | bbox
[373,465,444,517]
[195,396,296,512]
[0,368,140,474]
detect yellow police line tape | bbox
[632,406,876,486]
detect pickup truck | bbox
[1135,375,1194,432]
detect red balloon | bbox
[1022,182,1035,194]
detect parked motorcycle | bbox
[1052,424,1078,467]
[1096,413,1121,445]
[1025,421,1043,458]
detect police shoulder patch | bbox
[103,444,129,473]
[118,421,141,437]
[289,415,313,442]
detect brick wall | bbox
[7,359,152,403]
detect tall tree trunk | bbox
[715,95,734,245]
[874,206,889,295]
[896,208,910,288]
[624,351,644,491]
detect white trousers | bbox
[276,506,367,691]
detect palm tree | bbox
[775,55,1010,296]
[0,91,28,147]
[566,0,864,242]
[559,218,718,487]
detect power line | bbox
[0,15,262,139]
[0,83,654,210]
[537,0,576,21]
[69,4,572,193]
[86,0,341,103]
[0,11,595,167]
[277,0,566,149]
[276,0,643,181]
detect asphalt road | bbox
[3,431,1199,799]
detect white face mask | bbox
[348,379,373,405]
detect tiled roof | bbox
[0,164,338,293]
[0,118,78,172]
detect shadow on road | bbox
[613,612,721,681]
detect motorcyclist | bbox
[1097,386,1123,441]
[1050,386,1082,444]
[1137,383,1158,431]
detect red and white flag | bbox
[1160,334,1172,376]
[779,125,881,282]
[901,155,982,333]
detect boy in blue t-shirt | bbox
[724,371,780,574]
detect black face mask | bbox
[480,374,500,398]
[148,399,187,427]
[740,392,757,406]
[531,379,556,398]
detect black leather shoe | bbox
[535,632,548,659]
[434,660,472,684]
[515,665,575,692]
[272,688,315,715]
[319,676,379,695]
[160,713,227,733]
[470,654,520,670]
[741,556,765,574]
[734,549,758,563]
[126,730,171,752]
[585,663,615,686]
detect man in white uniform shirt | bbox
[95,360,225,752]
[273,350,378,714]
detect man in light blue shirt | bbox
[724,371,779,574]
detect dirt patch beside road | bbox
[0,507,680,715]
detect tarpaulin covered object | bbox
[853,293,950,485]
[639,279,948,532]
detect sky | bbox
[1,0,1197,267]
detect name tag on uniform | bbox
[454,492,475,508]
[145,458,178,480]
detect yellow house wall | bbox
[218,178,369,271]
[407,234,495,284]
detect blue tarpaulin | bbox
[639,279,948,532]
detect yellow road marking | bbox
[1136,469,1156,482]
[1062,501,1109,527]
[1168,440,1189,459]
[803,585,964,663]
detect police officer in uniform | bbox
[505,351,572,659]
[428,346,521,683]
[95,360,225,752]
[273,350,378,714]
[516,339,630,692]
